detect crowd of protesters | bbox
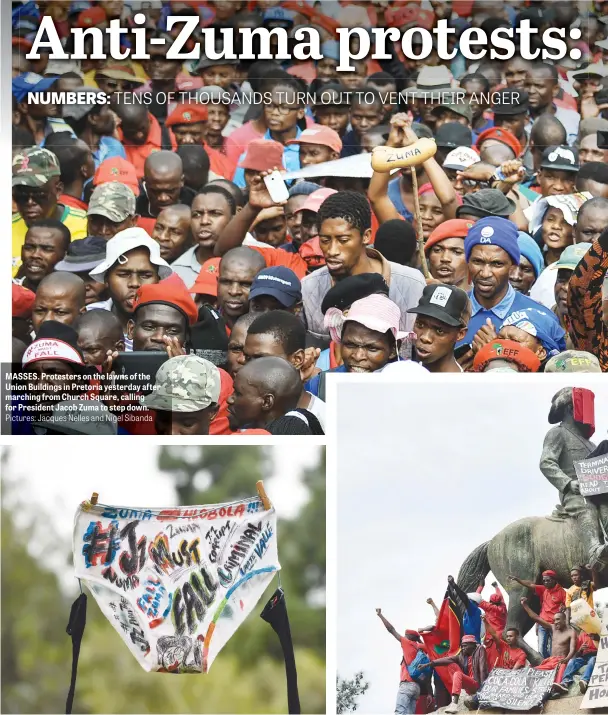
[378,567,600,714]
[10,0,608,435]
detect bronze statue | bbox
[457,388,606,649]
[539,387,606,569]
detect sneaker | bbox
[445,703,459,714]
[580,680,588,694]
[463,696,476,710]
[552,682,568,695]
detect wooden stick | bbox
[256,481,272,510]
[410,168,430,279]
[90,492,99,506]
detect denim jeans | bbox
[538,625,552,659]
[562,654,596,687]
[395,681,421,715]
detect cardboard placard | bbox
[478,667,555,711]
[574,455,608,497]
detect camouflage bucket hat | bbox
[141,355,221,412]
[12,147,60,188]
[87,181,136,222]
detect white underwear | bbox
[74,494,279,673]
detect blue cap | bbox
[249,267,302,308]
[262,8,295,25]
[12,72,57,102]
[464,216,520,265]
[517,232,544,278]
[320,40,340,62]
[500,307,566,357]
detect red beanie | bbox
[424,219,474,253]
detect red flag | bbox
[420,585,464,693]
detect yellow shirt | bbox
[565,583,594,609]
[12,206,88,276]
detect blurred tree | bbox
[1,476,75,714]
[336,672,370,714]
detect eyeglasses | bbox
[13,186,49,204]
[266,103,299,116]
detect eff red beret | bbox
[133,277,199,326]
[475,127,523,158]
[165,103,209,127]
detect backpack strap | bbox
[65,592,87,714]
[160,123,173,151]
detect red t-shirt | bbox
[534,584,567,623]
[577,632,598,655]
[118,113,175,179]
[399,637,422,683]
[495,641,526,669]
[480,600,507,635]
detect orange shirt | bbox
[118,113,174,179]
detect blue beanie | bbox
[517,232,544,278]
[464,216,520,265]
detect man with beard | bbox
[89,228,172,348]
[113,101,172,179]
[87,182,139,241]
[424,220,473,290]
[127,279,198,354]
[459,217,564,350]
[19,219,70,292]
[217,247,266,332]
[302,191,425,343]
[165,103,235,180]
[569,227,608,370]
[135,151,195,234]
[525,62,580,145]
[172,185,236,288]
[12,147,87,276]
[31,272,86,334]
[152,205,192,264]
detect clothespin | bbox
[90,492,99,506]
[256,480,272,510]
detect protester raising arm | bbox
[213,171,308,279]
[214,171,282,256]
[520,597,553,631]
[375,608,403,642]
[481,613,501,646]
[426,597,440,619]
[368,113,459,224]
[457,160,529,231]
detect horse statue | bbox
[457,516,608,647]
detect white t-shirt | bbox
[529,263,558,310]
[305,393,326,432]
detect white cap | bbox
[89,227,172,282]
[378,361,431,378]
[443,146,479,171]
